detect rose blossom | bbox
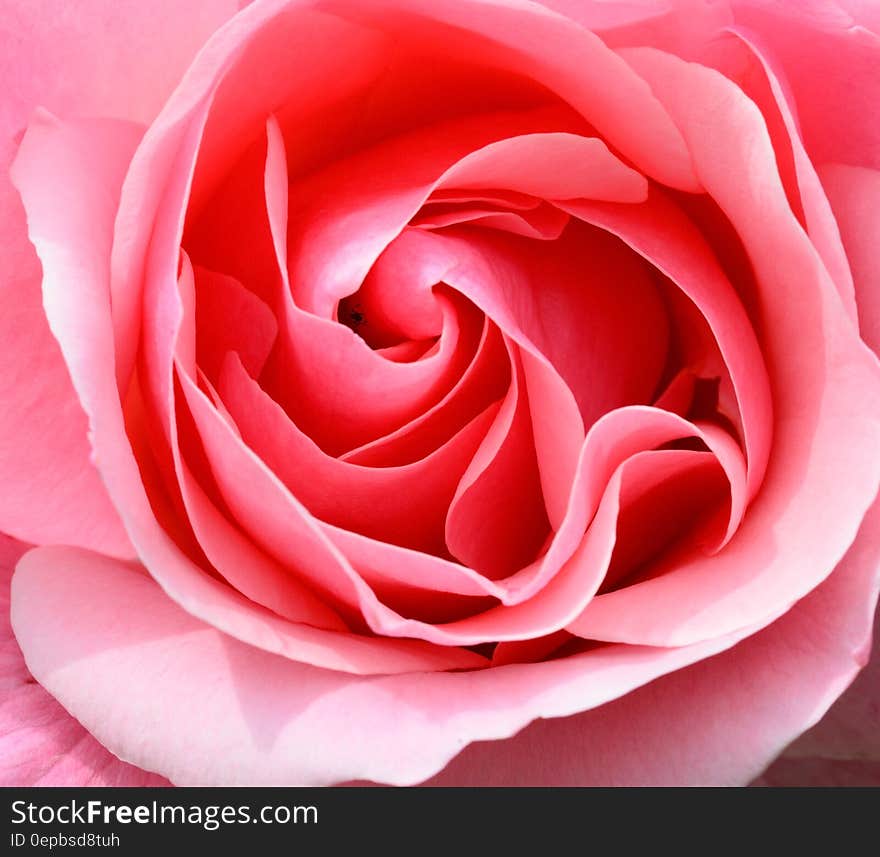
[1,0,879,787]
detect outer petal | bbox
[0,0,238,553]
[729,0,880,170]
[425,496,880,786]
[1,1,240,128]
[819,164,880,356]
[757,499,880,773]
[0,533,165,786]
[10,545,764,786]
[6,111,144,557]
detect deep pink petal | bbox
[263,118,488,454]
[445,345,550,578]
[219,351,499,557]
[340,321,509,467]
[561,189,771,500]
[192,265,278,382]
[332,0,701,191]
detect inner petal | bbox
[445,341,551,579]
[217,349,502,556]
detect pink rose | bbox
[2,0,879,787]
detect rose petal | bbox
[12,102,482,676]
[218,350,500,557]
[725,26,858,321]
[11,545,763,786]
[818,163,880,356]
[341,321,509,467]
[760,499,880,765]
[0,533,166,786]
[415,202,570,241]
[329,0,701,191]
[730,0,880,170]
[110,0,391,387]
[561,189,771,499]
[283,105,586,316]
[437,132,648,202]
[425,495,880,785]
[568,46,880,646]
[445,343,550,578]
[3,111,137,557]
[192,265,278,382]
[262,118,488,454]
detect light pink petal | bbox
[437,132,648,202]
[759,499,880,767]
[0,260,132,556]
[322,525,508,601]
[729,0,880,170]
[425,496,880,786]
[415,202,570,241]
[724,26,858,321]
[537,0,733,51]
[818,163,880,356]
[0,533,165,786]
[1,1,238,128]
[3,111,137,557]
[11,545,763,786]
[839,0,880,34]
[0,681,168,787]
